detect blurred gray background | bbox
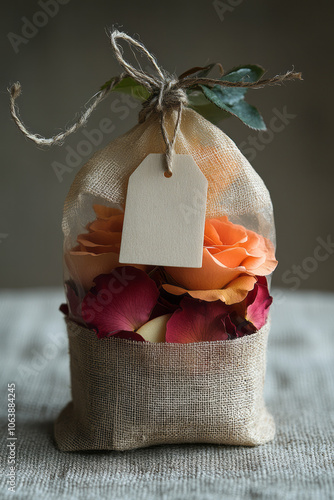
[1,0,333,291]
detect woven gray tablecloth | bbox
[0,288,333,500]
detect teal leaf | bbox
[195,65,265,112]
[223,64,265,83]
[227,100,266,130]
[198,63,267,129]
[187,91,230,124]
[201,85,266,129]
[210,85,247,106]
[204,65,265,106]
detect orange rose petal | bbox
[77,233,121,254]
[163,275,257,305]
[165,249,245,290]
[206,246,223,255]
[65,251,121,290]
[65,251,148,291]
[209,243,263,258]
[219,274,257,304]
[165,215,276,297]
[244,231,275,258]
[251,237,277,274]
[209,219,248,245]
[162,284,192,296]
[240,230,261,252]
[77,231,121,248]
[88,215,124,233]
[211,227,276,275]
[250,257,278,276]
[81,244,120,255]
[211,247,268,270]
[203,220,222,245]
[213,247,249,268]
[241,254,266,270]
[93,205,124,219]
[264,237,277,258]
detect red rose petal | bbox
[82,266,159,337]
[109,330,145,341]
[166,297,231,343]
[246,276,272,329]
[59,303,69,316]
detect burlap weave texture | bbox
[54,319,275,451]
[62,107,274,248]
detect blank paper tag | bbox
[119,154,208,268]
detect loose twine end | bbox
[9,82,22,99]
[8,30,302,172]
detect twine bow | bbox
[9,29,302,174]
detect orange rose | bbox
[163,216,277,304]
[65,205,147,290]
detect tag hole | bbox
[164,171,173,178]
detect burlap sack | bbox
[54,318,275,451]
[55,104,276,451]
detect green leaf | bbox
[201,84,266,129]
[100,76,150,101]
[100,77,117,91]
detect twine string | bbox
[8,29,302,173]
[8,75,124,147]
[109,30,187,174]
